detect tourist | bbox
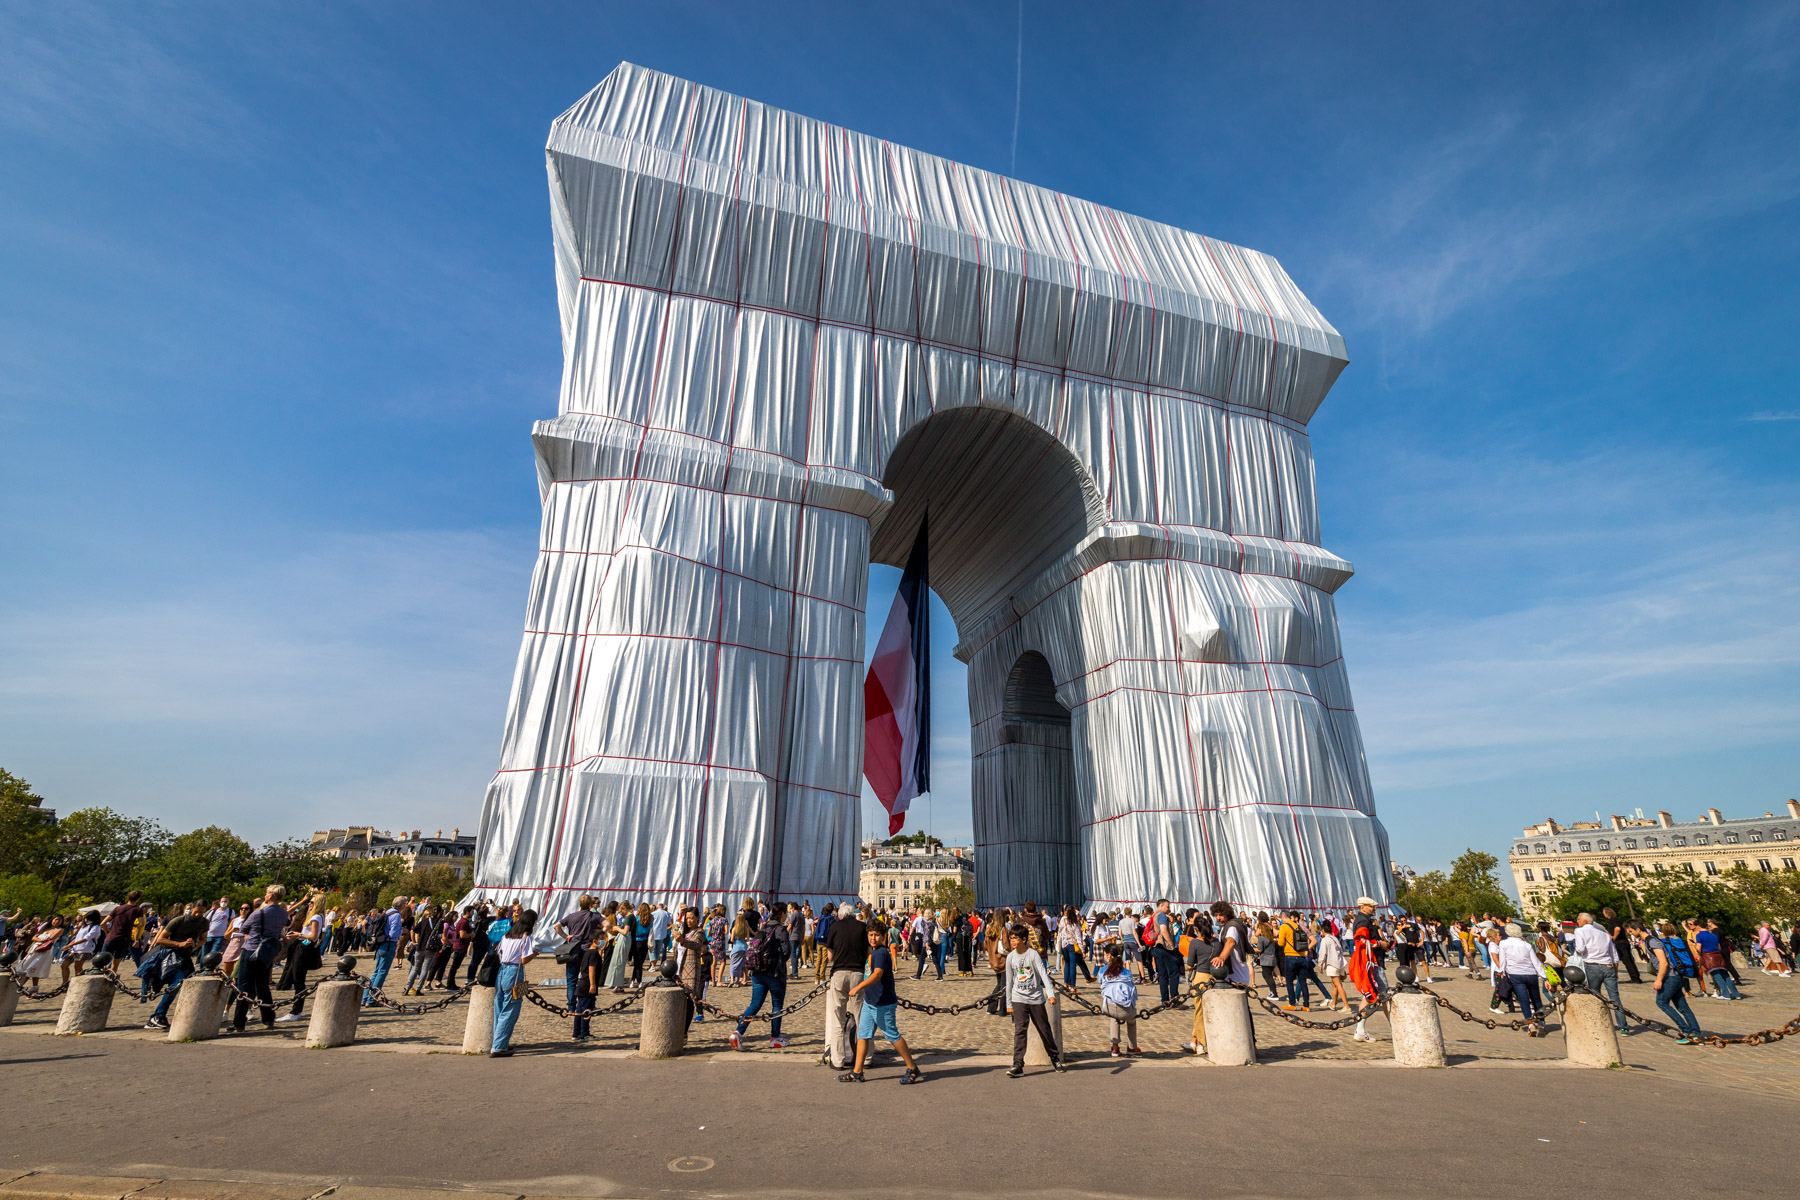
[1571,912,1627,1032]
[231,884,291,1033]
[64,910,103,977]
[143,900,208,1031]
[438,908,471,986]
[1004,923,1062,1077]
[554,895,600,1008]
[203,897,232,961]
[675,907,709,1020]
[1600,907,1641,985]
[650,902,674,967]
[1119,906,1143,980]
[730,902,791,1051]
[1347,897,1384,1042]
[1253,916,1281,995]
[800,904,817,971]
[838,919,922,1084]
[1057,905,1094,986]
[571,926,602,1042]
[1634,919,1702,1043]
[18,916,63,989]
[1493,922,1548,1037]
[1756,921,1791,976]
[221,901,252,978]
[361,896,405,1005]
[985,909,1009,1015]
[822,901,867,1071]
[1277,910,1325,1009]
[275,893,324,1022]
[100,890,147,969]
[1097,947,1140,1057]
[1315,918,1348,1010]
[783,899,805,978]
[1148,899,1181,1005]
[489,909,538,1057]
[598,908,629,993]
[1693,920,1741,1000]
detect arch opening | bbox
[973,650,1081,909]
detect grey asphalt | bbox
[1,1031,1790,1199]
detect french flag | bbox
[863,519,930,837]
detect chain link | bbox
[1413,982,1562,1035]
[896,982,1006,1016]
[1245,985,1384,1030]
[685,979,830,1023]
[1584,989,1800,1047]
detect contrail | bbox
[1011,0,1023,174]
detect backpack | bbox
[367,913,392,945]
[747,924,784,975]
[1660,936,1698,978]
[1289,922,1310,954]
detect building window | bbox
[1695,835,1709,846]
[1632,864,1645,877]
[1783,858,1796,870]
[1644,837,1658,849]
[1652,863,1665,872]
[1523,869,1534,882]
[1735,860,1747,869]
[1516,844,1529,855]
[1749,833,1763,843]
[1577,841,1591,852]
[1724,834,1739,844]
[1775,832,1788,841]
[1533,844,1547,855]
[1558,842,1572,853]
[1623,839,1637,849]
[1682,863,1695,873]
[1597,839,1610,850]
[1758,859,1773,872]
[1671,837,1686,847]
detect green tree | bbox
[1400,850,1517,924]
[1636,873,1759,940]
[1718,866,1800,925]
[337,857,407,912]
[130,826,257,909]
[55,806,171,901]
[922,878,975,913]
[385,863,468,909]
[0,768,56,877]
[1540,868,1636,924]
[253,839,340,895]
[0,872,58,917]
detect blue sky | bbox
[1,3,1795,876]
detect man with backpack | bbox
[1150,899,1183,1005]
[1277,910,1328,1010]
[362,895,407,1006]
[730,901,792,1050]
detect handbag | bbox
[475,952,500,988]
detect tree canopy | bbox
[1397,849,1517,924]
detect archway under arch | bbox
[871,406,1095,909]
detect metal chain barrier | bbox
[895,982,1005,1016]
[1244,985,1384,1030]
[7,969,71,1002]
[359,977,474,1015]
[1414,982,1562,1035]
[686,978,830,1023]
[1587,990,1800,1047]
[1052,980,1190,1022]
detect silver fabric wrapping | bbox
[467,63,1393,925]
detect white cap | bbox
[1355,896,1377,907]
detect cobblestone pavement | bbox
[10,961,1798,1097]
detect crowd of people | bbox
[7,889,1797,1062]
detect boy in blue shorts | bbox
[839,920,923,1085]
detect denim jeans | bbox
[233,952,277,1030]
[787,937,804,977]
[932,938,948,979]
[571,993,593,1039]
[150,960,192,1024]
[564,958,583,1009]
[736,969,787,1040]
[652,936,671,966]
[1060,945,1093,985]
[1282,955,1326,1006]
[201,937,226,963]
[1582,961,1627,1030]
[1709,968,1741,999]
[1507,973,1543,1022]
[1655,974,1701,1036]
[363,941,396,1004]
[1152,947,1184,1004]
[491,963,523,1052]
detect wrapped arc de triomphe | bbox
[468,63,1394,923]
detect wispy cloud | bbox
[1746,410,1800,422]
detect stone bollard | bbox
[166,975,229,1042]
[638,985,689,1058]
[1201,987,1257,1065]
[0,974,18,1027]
[1022,999,1065,1066]
[1562,992,1623,1068]
[461,985,497,1054]
[303,980,362,1048]
[1388,991,1447,1067]
[55,973,117,1036]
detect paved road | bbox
[2,1017,1795,1199]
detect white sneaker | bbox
[275,1013,304,1023]
[1352,1031,1375,1042]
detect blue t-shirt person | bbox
[650,907,673,940]
[865,946,898,1007]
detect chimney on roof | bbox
[1609,815,1624,831]
[1706,808,1722,826]
[435,829,442,838]
[1788,799,1800,820]
[453,827,460,838]
[1656,811,1673,828]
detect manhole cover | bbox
[670,1157,715,1173]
